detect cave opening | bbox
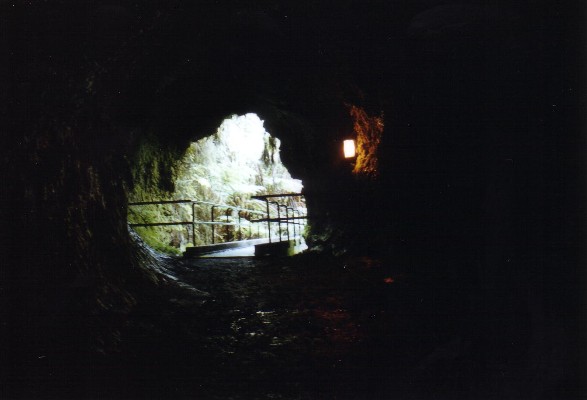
[127,113,306,256]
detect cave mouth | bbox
[128,113,305,255]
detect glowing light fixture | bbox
[343,139,356,158]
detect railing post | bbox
[294,210,300,242]
[288,206,291,241]
[277,203,281,242]
[237,210,242,241]
[225,208,231,242]
[265,200,271,243]
[211,205,216,244]
[291,209,296,238]
[270,201,281,242]
[192,202,196,246]
[281,205,290,241]
[287,207,294,240]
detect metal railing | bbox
[128,200,267,246]
[128,195,307,248]
[250,193,307,244]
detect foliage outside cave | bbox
[127,114,304,254]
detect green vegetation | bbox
[127,114,304,254]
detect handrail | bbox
[192,200,267,215]
[128,221,194,227]
[128,199,270,246]
[250,193,307,245]
[249,216,307,223]
[128,195,307,249]
[251,193,304,199]
[127,199,193,206]
[129,199,266,215]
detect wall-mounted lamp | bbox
[343,139,356,158]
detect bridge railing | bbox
[128,200,269,246]
[250,193,307,244]
[128,195,307,249]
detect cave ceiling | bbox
[9,1,536,133]
[5,0,573,181]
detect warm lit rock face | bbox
[2,0,584,393]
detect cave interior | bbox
[2,1,586,399]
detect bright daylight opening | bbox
[128,113,306,255]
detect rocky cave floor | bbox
[20,253,578,400]
[120,254,469,400]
